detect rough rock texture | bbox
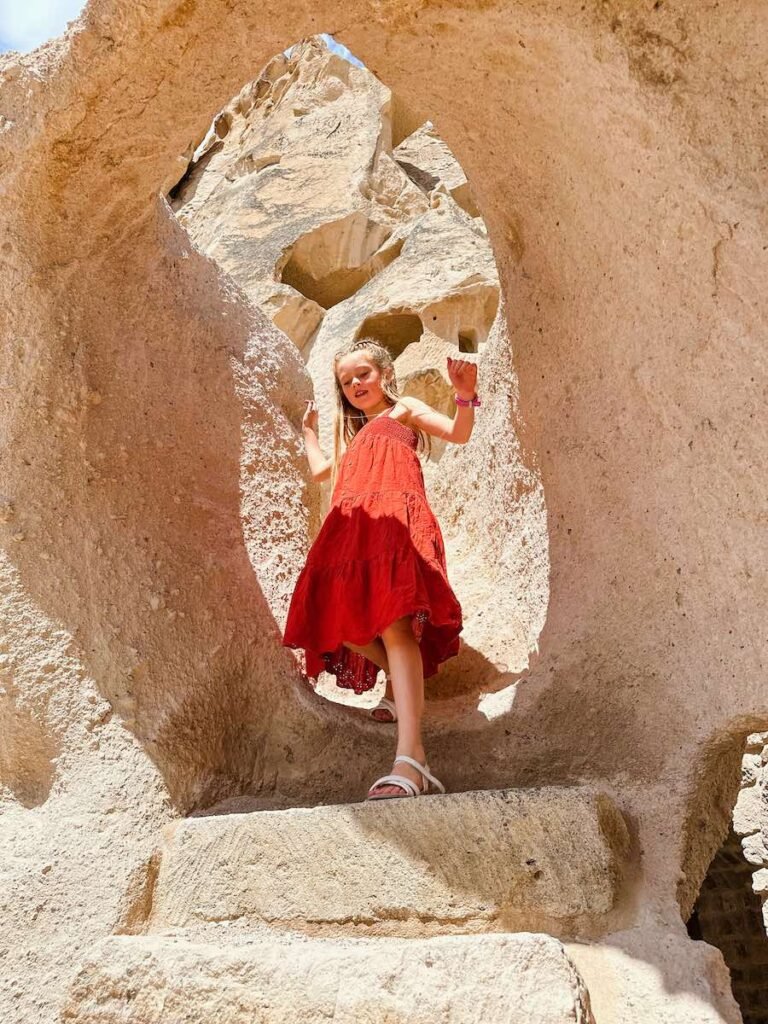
[396,122,482,216]
[0,1,766,1023]
[735,733,768,921]
[169,39,533,703]
[568,927,742,1024]
[63,932,595,1024]
[170,41,432,354]
[146,787,629,937]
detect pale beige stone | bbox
[172,39,430,352]
[394,121,482,217]
[145,788,629,936]
[1,2,767,1024]
[741,830,768,867]
[568,926,742,1024]
[63,932,595,1024]
[741,752,762,787]
[732,782,765,837]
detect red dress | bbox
[282,407,462,694]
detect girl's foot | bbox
[366,753,445,800]
[370,675,396,722]
[370,696,397,723]
[366,748,429,799]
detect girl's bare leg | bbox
[343,637,390,675]
[369,615,427,795]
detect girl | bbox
[282,338,479,800]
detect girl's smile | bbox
[336,353,391,417]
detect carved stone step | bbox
[144,787,629,937]
[64,931,595,1024]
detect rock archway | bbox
[1,3,767,1022]
[167,36,547,717]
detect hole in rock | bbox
[354,312,424,359]
[166,33,547,743]
[278,215,404,310]
[686,731,768,1023]
[0,698,58,808]
[421,288,500,350]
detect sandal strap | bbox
[372,697,397,718]
[392,755,446,794]
[368,773,420,797]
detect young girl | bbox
[282,339,479,800]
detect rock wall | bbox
[0,2,766,1023]
[169,37,543,700]
[735,733,768,926]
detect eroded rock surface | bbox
[171,40,431,353]
[170,36,540,703]
[146,787,629,937]
[1,2,767,1024]
[63,932,595,1024]
[172,39,502,472]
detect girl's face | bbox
[335,352,390,410]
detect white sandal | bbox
[366,755,446,800]
[370,696,397,723]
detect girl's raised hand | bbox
[302,399,319,432]
[447,356,478,399]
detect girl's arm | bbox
[302,401,332,481]
[403,357,479,444]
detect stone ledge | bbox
[63,931,594,1024]
[144,787,629,938]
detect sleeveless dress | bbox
[282,407,463,694]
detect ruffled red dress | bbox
[282,407,462,694]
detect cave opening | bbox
[278,215,404,311]
[458,330,478,353]
[164,31,546,738]
[354,312,425,359]
[686,731,768,1024]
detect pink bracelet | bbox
[455,393,481,407]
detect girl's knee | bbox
[381,615,415,643]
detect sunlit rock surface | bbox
[0,2,766,1023]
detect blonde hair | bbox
[330,339,431,494]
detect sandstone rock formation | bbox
[171,39,501,472]
[65,933,596,1024]
[170,41,430,354]
[1,2,766,1023]
[145,787,630,936]
[169,38,534,705]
